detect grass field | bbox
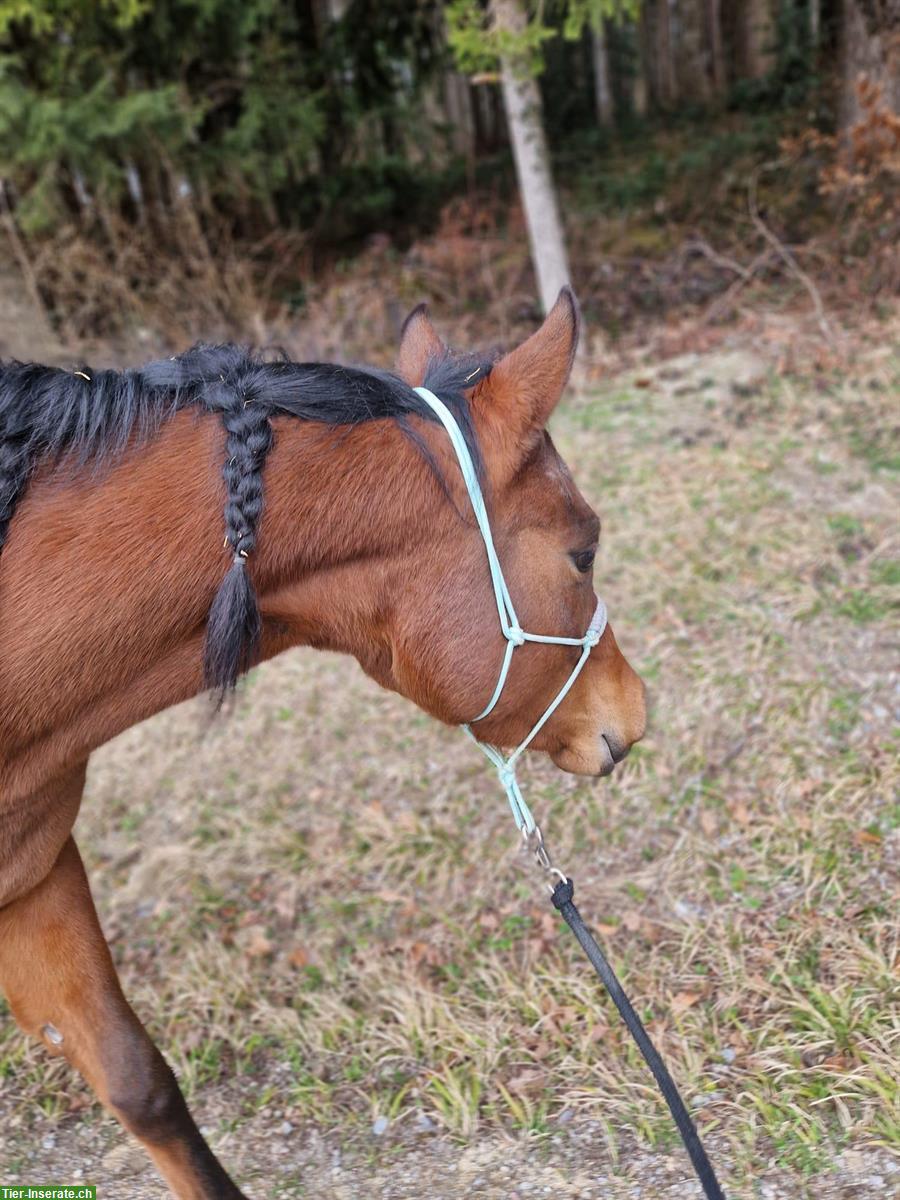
[0,337,898,1198]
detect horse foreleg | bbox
[0,835,249,1200]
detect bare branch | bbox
[0,179,58,345]
[749,165,836,347]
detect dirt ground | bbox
[0,282,898,1198]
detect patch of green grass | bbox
[827,514,863,537]
[427,1066,483,1137]
[748,1091,844,1174]
[827,691,861,739]
[871,559,900,587]
[836,589,891,623]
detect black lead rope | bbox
[550,876,727,1200]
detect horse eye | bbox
[572,548,596,573]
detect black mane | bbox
[0,343,490,691]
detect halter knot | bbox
[507,625,526,647]
[583,628,601,648]
[497,764,517,791]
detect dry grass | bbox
[0,340,897,1198]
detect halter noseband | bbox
[414,387,608,835]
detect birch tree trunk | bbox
[491,0,570,314]
[591,19,615,126]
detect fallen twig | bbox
[698,248,777,326]
[684,237,754,281]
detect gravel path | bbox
[3,1097,899,1198]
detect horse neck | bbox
[0,409,435,797]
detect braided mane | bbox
[0,344,489,692]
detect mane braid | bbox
[0,344,491,694]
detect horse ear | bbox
[483,287,580,431]
[470,288,580,479]
[395,303,446,386]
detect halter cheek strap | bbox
[413,387,608,835]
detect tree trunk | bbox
[491,0,570,314]
[442,72,477,158]
[707,0,727,95]
[674,0,713,103]
[841,0,900,126]
[632,18,650,116]
[642,0,678,110]
[591,19,615,126]
[657,0,678,107]
[737,0,776,80]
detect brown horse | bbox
[0,290,645,1199]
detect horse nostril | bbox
[603,734,631,764]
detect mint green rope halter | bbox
[413,386,608,835]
